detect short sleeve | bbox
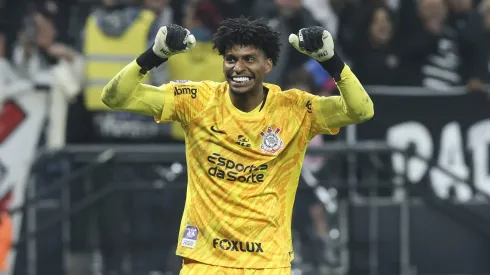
[155,80,213,126]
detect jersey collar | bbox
[224,85,272,120]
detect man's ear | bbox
[265,58,273,73]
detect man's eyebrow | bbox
[225,53,257,58]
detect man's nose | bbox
[233,60,246,73]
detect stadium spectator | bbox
[302,0,364,61]
[302,0,345,40]
[169,0,224,82]
[395,0,449,87]
[31,0,74,45]
[12,1,83,83]
[446,0,487,92]
[396,0,485,91]
[11,1,84,148]
[144,0,172,26]
[0,0,30,59]
[81,0,177,143]
[348,5,401,85]
[251,0,321,85]
[79,1,163,274]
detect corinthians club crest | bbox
[259,126,284,154]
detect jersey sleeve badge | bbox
[181,225,199,248]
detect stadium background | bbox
[1,0,490,274]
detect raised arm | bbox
[314,60,374,128]
[101,61,166,116]
[289,27,374,129]
[101,24,196,116]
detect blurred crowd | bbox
[2,0,490,144]
[1,0,490,274]
[1,0,490,145]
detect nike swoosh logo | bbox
[211,126,226,134]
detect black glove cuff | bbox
[319,54,345,82]
[136,46,168,74]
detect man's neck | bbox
[229,86,265,113]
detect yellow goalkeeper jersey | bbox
[155,80,338,268]
[101,61,373,269]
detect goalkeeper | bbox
[102,17,373,275]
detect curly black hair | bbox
[212,16,281,66]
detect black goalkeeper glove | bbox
[289,26,334,62]
[289,26,344,80]
[137,24,196,73]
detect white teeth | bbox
[232,77,251,83]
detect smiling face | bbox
[369,8,393,45]
[223,45,272,95]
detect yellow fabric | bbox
[84,9,155,110]
[168,42,225,82]
[313,65,375,130]
[101,61,373,268]
[167,42,224,140]
[180,259,291,275]
[100,61,163,116]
